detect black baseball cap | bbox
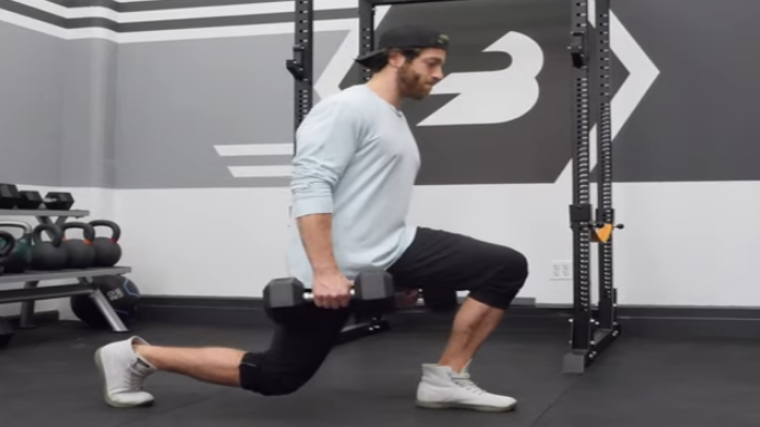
[354,25,450,68]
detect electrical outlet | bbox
[551,261,573,281]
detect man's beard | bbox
[397,66,432,100]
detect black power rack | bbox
[565,0,624,374]
[286,0,624,372]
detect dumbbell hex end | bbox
[354,269,395,301]
[263,277,305,309]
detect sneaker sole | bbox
[416,400,517,412]
[94,348,154,409]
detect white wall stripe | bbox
[215,143,293,157]
[0,8,68,37]
[119,18,354,43]
[13,0,67,17]
[228,165,293,178]
[12,0,357,23]
[0,10,355,43]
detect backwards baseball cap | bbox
[354,25,450,68]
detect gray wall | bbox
[0,20,117,188]
[61,39,118,188]
[0,22,63,186]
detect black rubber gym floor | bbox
[3,312,760,427]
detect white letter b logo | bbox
[418,32,544,127]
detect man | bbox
[94,25,529,413]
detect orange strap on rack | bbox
[591,224,613,243]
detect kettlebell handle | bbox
[60,222,96,243]
[89,219,121,243]
[32,224,64,247]
[0,230,16,257]
[0,221,33,234]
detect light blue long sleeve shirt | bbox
[286,84,420,288]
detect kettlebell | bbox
[30,224,67,271]
[60,222,96,269]
[89,219,122,267]
[0,231,16,275]
[0,221,33,273]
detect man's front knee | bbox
[502,248,529,284]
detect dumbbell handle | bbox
[302,289,356,300]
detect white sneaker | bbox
[94,336,157,408]
[416,361,517,412]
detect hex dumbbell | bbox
[263,269,395,319]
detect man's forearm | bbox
[296,214,340,274]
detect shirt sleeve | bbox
[290,98,362,218]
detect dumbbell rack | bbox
[0,209,131,334]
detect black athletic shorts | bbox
[388,227,529,310]
[238,227,528,394]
